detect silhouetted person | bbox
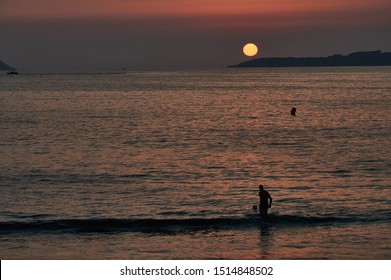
[291,107,296,116]
[258,185,272,217]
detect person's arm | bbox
[268,194,272,208]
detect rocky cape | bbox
[229,50,391,68]
[0,60,16,71]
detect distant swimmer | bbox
[291,107,296,116]
[258,185,272,217]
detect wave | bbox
[0,214,386,234]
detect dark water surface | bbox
[1,67,390,259]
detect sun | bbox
[243,43,258,57]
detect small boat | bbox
[7,71,19,75]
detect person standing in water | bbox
[258,185,272,217]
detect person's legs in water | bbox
[259,206,268,217]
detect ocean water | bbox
[0,67,390,259]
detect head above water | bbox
[259,185,264,190]
[291,107,297,115]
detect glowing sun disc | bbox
[243,43,258,57]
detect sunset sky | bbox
[1,0,390,72]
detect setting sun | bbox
[243,43,258,57]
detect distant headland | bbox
[229,50,391,68]
[0,60,17,72]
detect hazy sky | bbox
[1,0,390,72]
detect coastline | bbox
[229,50,391,68]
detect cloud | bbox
[1,0,390,19]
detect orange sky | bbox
[1,0,390,72]
[1,0,390,19]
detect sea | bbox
[0,67,390,259]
